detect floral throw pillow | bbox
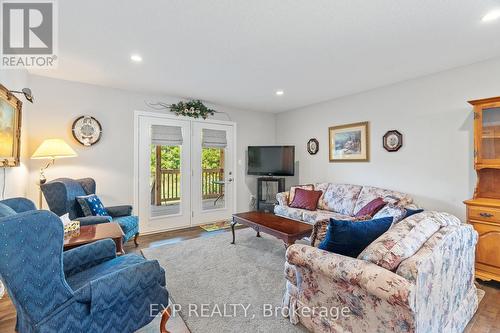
[373,203,407,224]
[76,194,109,217]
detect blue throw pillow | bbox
[318,217,393,258]
[0,202,17,217]
[404,208,424,219]
[76,194,109,217]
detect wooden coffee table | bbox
[64,222,125,254]
[231,211,313,248]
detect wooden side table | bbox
[64,222,125,254]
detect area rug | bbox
[141,228,308,333]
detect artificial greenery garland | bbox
[169,100,215,119]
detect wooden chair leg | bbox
[160,306,171,333]
[134,233,139,247]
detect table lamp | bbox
[31,138,77,208]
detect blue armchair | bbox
[0,197,37,213]
[41,178,140,245]
[0,208,169,333]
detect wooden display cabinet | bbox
[464,96,500,282]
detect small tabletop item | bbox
[63,220,80,236]
[64,222,124,254]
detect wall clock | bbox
[72,115,102,146]
[307,138,319,155]
[383,130,403,152]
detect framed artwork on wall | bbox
[329,121,369,162]
[0,85,22,167]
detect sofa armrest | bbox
[77,215,112,226]
[286,244,415,307]
[396,224,478,333]
[74,259,165,313]
[64,239,117,277]
[276,191,290,206]
[105,205,132,217]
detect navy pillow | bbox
[0,202,17,217]
[404,208,424,219]
[318,217,393,258]
[76,194,109,217]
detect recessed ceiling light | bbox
[275,90,284,96]
[130,54,143,62]
[482,10,500,22]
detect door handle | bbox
[227,178,234,183]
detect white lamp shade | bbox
[31,139,77,159]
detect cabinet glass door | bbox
[479,107,500,164]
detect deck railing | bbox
[151,168,224,205]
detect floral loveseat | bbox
[283,211,479,333]
[274,183,416,224]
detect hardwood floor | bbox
[1,226,500,333]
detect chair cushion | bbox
[302,210,354,224]
[289,188,322,211]
[357,211,455,271]
[318,217,393,258]
[353,186,413,216]
[76,194,109,216]
[66,254,160,291]
[318,184,363,215]
[0,202,17,217]
[355,197,387,217]
[113,215,139,241]
[274,205,308,222]
[288,184,314,204]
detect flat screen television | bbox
[247,146,295,176]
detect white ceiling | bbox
[30,0,500,112]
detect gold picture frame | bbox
[329,121,369,162]
[0,84,22,167]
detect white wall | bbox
[25,75,276,212]
[276,57,500,220]
[0,69,30,199]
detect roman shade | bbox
[151,125,183,146]
[202,129,227,148]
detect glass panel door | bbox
[137,115,191,233]
[480,107,500,162]
[192,122,235,224]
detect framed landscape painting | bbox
[329,121,369,162]
[0,85,22,167]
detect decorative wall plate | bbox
[383,130,403,152]
[72,116,102,146]
[307,138,319,155]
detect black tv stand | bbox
[257,177,286,212]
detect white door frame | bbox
[133,110,237,234]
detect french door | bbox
[135,112,236,233]
[192,121,235,224]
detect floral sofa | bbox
[282,211,479,333]
[274,183,416,225]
